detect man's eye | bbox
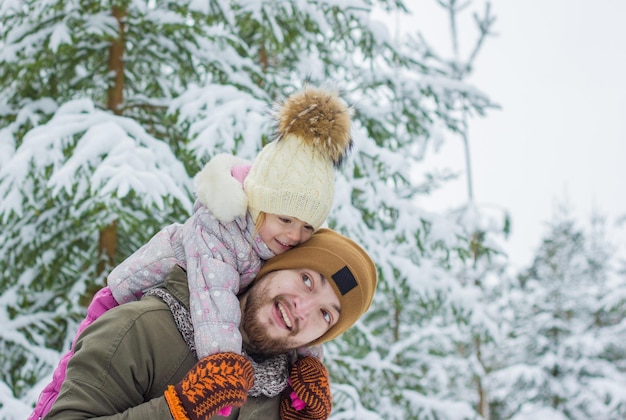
[322,310,331,324]
[302,274,312,289]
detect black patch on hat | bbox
[332,266,357,295]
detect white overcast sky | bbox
[400,0,626,269]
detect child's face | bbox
[258,214,314,255]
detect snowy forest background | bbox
[1,0,625,419]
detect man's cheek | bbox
[259,312,283,339]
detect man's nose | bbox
[292,295,317,320]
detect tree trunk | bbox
[97,5,127,283]
[97,220,119,277]
[477,377,489,419]
[107,5,126,115]
[475,338,490,419]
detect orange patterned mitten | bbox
[280,356,332,420]
[164,352,254,420]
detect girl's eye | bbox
[304,225,314,232]
[302,274,312,289]
[280,217,291,224]
[322,310,331,324]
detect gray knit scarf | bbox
[144,287,289,397]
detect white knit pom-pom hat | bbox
[244,85,353,230]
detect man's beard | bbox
[242,286,294,356]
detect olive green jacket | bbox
[45,266,280,419]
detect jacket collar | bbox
[163,265,190,309]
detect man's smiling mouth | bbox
[276,301,293,330]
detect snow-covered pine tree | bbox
[0,0,499,418]
[586,213,626,419]
[487,205,626,419]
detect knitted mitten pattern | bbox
[164,352,254,420]
[280,356,332,420]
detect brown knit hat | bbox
[255,228,377,345]
[244,86,353,230]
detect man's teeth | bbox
[278,303,292,328]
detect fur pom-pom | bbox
[195,153,251,223]
[274,85,353,167]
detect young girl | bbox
[30,85,353,419]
